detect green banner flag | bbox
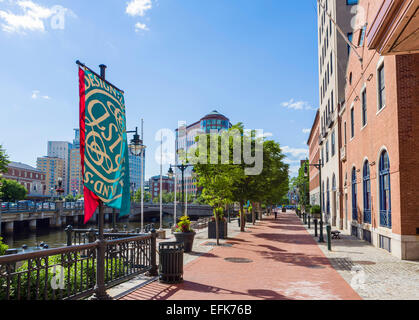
[79,67,130,221]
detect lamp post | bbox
[127,126,146,232]
[305,159,324,242]
[168,163,193,218]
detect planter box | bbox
[174,232,196,253]
[208,221,228,239]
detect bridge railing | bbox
[0,202,56,213]
[0,233,157,300]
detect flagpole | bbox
[141,118,144,233]
[160,131,163,232]
[93,63,111,300]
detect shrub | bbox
[0,237,8,256]
[174,216,194,233]
[311,205,321,214]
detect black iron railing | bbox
[0,233,157,300]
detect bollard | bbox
[318,220,325,243]
[326,225,332,251]
[308,215,311,229]
[148,229,158,276]
[65,225,73,246]
[314,219,318,237]
[303,213,307,225]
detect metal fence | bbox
[0,232,157,300]
[0,202,57,213]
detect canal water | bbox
[1,214,175,250]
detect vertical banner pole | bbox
[93,64,111,300]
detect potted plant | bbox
[208,208,228,239]
[310,205,321,219]
[174,216,196,253]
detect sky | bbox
[0,0,320,179]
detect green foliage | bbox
[0,178,27,202]
[175,216,193,233]
[0,253,125,300]
[0,237,8,256]
[311,205,321,214]
[134,189,152,203]
[289,159,310,207]
[65,194,75,202]
[0,145,9,175]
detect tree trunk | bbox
[252,202,256,225]
[215,208,219,246]
[258,202,263,221]
[240,201,245,232]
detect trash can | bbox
[159,242,184,284]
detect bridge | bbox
[0,202,213,234]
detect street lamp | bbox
[305,159,325,242]
[127,126,146,232]
[168,163,194,219]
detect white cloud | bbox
[135,22,148,31]
[262,132,273,138]
[282,146,309,158]
[302,128,311,134]
[0,1,73,34]
[31,90,51,100]
[281,99,317,111]
[126,0,152,32]
[126,0,152,17]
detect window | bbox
[322,182,325,213]
[321,148,324,167]
[362,89,367,127]
[327,179,330,217]
[363,161,371,223]
[350,107,355,138]
[326,141,329,163]
[331,90,334,113]
[344,122,347,145]
[331,130,335,156]
[330,52,333,75]
[379,151,391,228]
[352,168,358,221]
[359,26,366,46]
[378,64,386,110]
[347,33,353,55]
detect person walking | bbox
[274,208,278,220]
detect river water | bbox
[1,215,175,250]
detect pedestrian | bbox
[274,209,278,220]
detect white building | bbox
[48,141,72,195]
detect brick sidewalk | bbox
[119,212,361,300]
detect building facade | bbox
[47,141,72,195]
[175,110,231,197]
[317,0,355,229]
[69,129,83,197]
[36,157,64,198]
[128,146,145,195]
[2,162,47,199]
[149,175,174,200]
[339,0,419,260]
[307,111,321,206]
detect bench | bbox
[331,230,341,239]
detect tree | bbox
[194,131,235,245]
[0,178,27,202]
[0,145,9,175]
[134,189,152,203]
[289,159,310,210]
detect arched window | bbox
[363,161,371,224]
[327,179,330,217]
[352,168,358,221]
[379,151,392,228]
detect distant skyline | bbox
[0,0,323,179]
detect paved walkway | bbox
[301,217,419,300]
[119,212,361,300]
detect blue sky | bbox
[0,0,319,179]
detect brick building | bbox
[307,110,321,206]
[339,0,419,259]
[149,175,174,200]
[2,162,47,199]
